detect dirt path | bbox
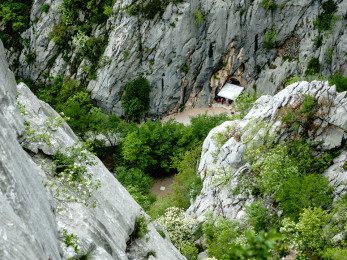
[150,175,175,197]
[162,104,231,125]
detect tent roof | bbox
[217,83,244,100]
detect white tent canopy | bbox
[217,83,244,100]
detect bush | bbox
[182,64,190,74]
[260,0,278,11]
[305,57,321,76]
[244,200,272,232]
[232,92,257,119]
[40,4,50,13]
[314,0,338,32]
[274,174,334,220]
[224,230,282,260]
[169,145,203,209]
[195,10,204,26]
[202,213,243,259]
[329,73,347,92]
[263,26,277,50]
[49,22,70,47]
[157,207,196,251]
[121,78,151,121]
[115,167,153,193]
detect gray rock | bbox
[188,80,347,221]
[6,0,346,117]
[1,40,185,259]
[0,40,61,260]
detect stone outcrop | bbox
[187,80,347,222]
[1,40,185,259]
[5,0,347,117]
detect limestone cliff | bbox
[187,80,347,221]
[0,40,185,259]
[4,0,347,117]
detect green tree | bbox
[121,78,151,121]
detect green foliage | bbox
[325,47,333,64]
[313,35,324,48]
[40,4,50,13]
[115,167,153,193]
[274,174,334,220]
[63,91,93,136]
[202,213,243,259]
[145,250,157,259]
[123,50,129,61]
[314,0,338,33]
[25,51,37,64]
[48,141,101,208]
[61,229,80,254]
[263,26,277,50]
[125,0,183,20]
[121,78,151,121]
[157,207,197,251]
[169,145,203,209]
[114,166,155,210]
[280,207,336,255]
[49,22,70,47]
[244,200,272,232]
[0,0,33,50]
[157,229,166,238]
[0,1,32,32]
[181,245,198,260]
[232,92,257,119]
[260,0,278,11]
[195,9,204,26]
[223,230,282,259]
[134,216,148,239]
[122,120,186,176]
[284,75,301,87]
[329,72,347,92]
[182,64,190,74]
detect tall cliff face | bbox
[0,40,185,259]
[5,0,347,117]
[187,80,347,221]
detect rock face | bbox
[1,40,185,259]
[5,0,347,117]
[187,80,347,222]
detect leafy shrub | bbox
[0,1,32,32]
[49,22,70,47]
[260,0,278,11]
[121,78,151,121]
[195,9,204,26]
[284,75,301,87]
[244,200,272,232]
[134,216,148,239]
[125,0,183,20]
[263,26,277,50]
[280,207,334,253]
[314,0,338,32]
[202,213,243,259]
[313,35,324,48]
[157,207,196,251]
[182,64,190,74]
[169,145,203,209]
[274,174,334,220]
[122,120,185,176]
[224,230,282,260]
[115,167,153,193]
[232,92,257,119]
[329,73,347,92]
[40,4,50,13]
[61,229,80,254]
[305,57,321,76]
